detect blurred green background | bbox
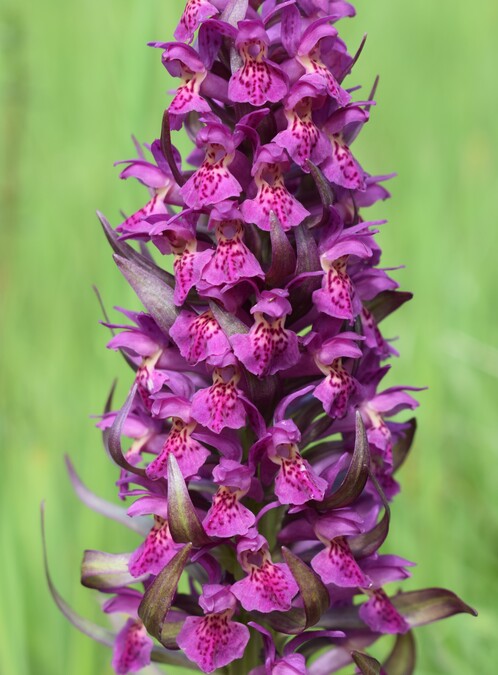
[1,0,497,673]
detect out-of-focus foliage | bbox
[0,0,496,673]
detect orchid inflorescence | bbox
[43,0,476,673]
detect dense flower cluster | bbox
[45,0,476,673]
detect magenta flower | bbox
[176,585,250,672]
[241,143,311,231]
[44,1,477,674]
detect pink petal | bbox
[128,517,181,577]
[117,193,168,236]
[274,104,330,169]
[274,452,327,505]
[321,136,365,190]
[174,0,219,43]
[229,59,288,106]
[241,169,310,232]
[173,247,212,305]
[170,71,211,117]
[232,318,300,377]
[202,222,264,286]
[112,619,153,674]
[312,257,357,319]
[191,370,246,433]
[311,537,371,588]
[314,363,356,417]
[180,148,242,208]
[170,310,231,366]
[177,613,250,673]
[146,419,210,479]
[203,487,256,537]
[359,589,410,634]
[231,561,298,613]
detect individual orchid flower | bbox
[190,365,246,433]
[312,225,373,319]
[201,205,265,287]
[228,20,289,106]
[50,1,476,674]
[180,122,242,208]
[172,241,212,306]
[241,143,310,231]
[274,81,330,169]
[257,420,328,505]
[169,309,232,367]
[154,42,211,129]
[359,588,410,635]
[176,585,250,673]
[320,105,369,190]
[127,500,183,577]
[103,590,154,674]
[311,331,363,417]
[231,289,300,376]
[360,385,420,468]
[311,508,371,588]
[174,0,222,43]
[145,400,210,479]
[295,18,351,106]
[115,141,182,237]
[203,459,256,537]
[231,534,299,612]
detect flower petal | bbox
[231,561,298,613]
[203,487,256,537]
[177,613,250,673]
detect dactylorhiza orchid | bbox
[43,0,476,673]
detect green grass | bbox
[0,0,496,673]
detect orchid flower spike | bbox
[45,1,476,673]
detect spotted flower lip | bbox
[102,590,154,674]
[231,288,300,376]
[200,219,265,288]
[190,366,247,433]
[274,81,330,170]
[169,309,232,367]
[241,143,311,231]
[176,585,250,673]
[51,1,477,673]
[231,536,299,612]
[174,0,222,43]
[151,42,212,129]
[180,122,243,209]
